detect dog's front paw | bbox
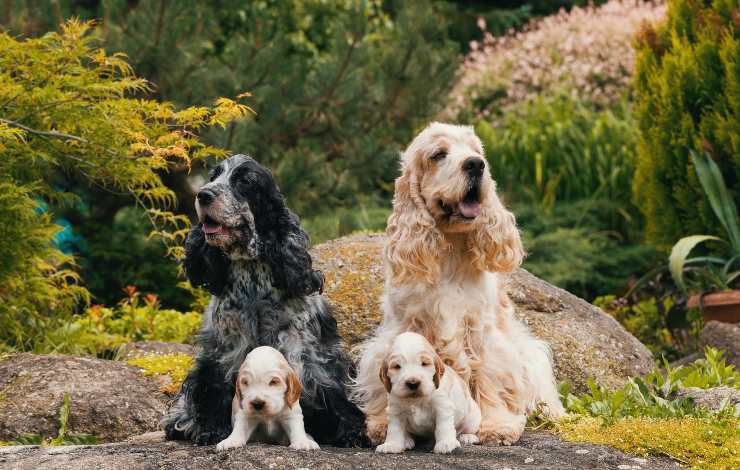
[375,441,406,453]
[478,416,525,446]
[404,435,415,450]
[459,433,479,446]
[216,437,245,451]
[433,438,461,454]
[290,437,320,451]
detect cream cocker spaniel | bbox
[353,122,565,446]
[376,332,480,454]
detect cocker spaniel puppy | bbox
[376,332,480,454]
[163,154,367,447]
[353,123,565,446]
[216,346,319,451]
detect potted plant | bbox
[669,151,740,323]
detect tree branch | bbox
[0,118,88,143]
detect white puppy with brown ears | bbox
[216,346,319,451]
[376,332,481,454]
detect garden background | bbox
[0,1,738,468]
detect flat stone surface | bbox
[311,234,655,393]
[0,431,683,470]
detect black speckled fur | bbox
[163,155,368,447]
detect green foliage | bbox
[77,206,192,310]
[476,95,656,299]
[45,287,202,357]
[0,393,99,446]
[0,183,89,351]
[303,205,390,245]
[668,151,740,294]
[559,347,740,425]
[595,295,696,360]
[517,200,658,300]
[0,20,248,352]
[632,0,739,248]
[477,94,638,210]
[127,353,194,395]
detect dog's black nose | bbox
[251,399,265,411]
[462,157,485,176]
[405,379,420,391]
[197,189,215,205]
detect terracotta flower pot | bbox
[687,290,740,324]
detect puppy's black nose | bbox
[462,157,485,177]
[405,379,420,391]
[251,399,265,411]
[197,189,215,205]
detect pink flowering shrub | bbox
[447,0,665,119]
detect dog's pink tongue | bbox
[202,223,223,234]
[459,201,481,218]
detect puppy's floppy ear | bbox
[468,188,524,273]
[183,224,231,296]
[385,164,447,285]
[235,375,243,409]
[433,354,445,389]
[379,358,392,393]
[284,368,302,408]
[262,211,324,298]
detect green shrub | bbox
[477,94,638,210]
[595,295,696,360]
[517,200,658,300]
[42,287,202,357]
[0,20,248,352]
[303,206,390,245]
[632,0,739,248]
[559,347,739,425]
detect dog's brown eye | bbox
[430,151,447,162]
[421,361,431,367]
[391,364,401,370]
[269,377,280,386]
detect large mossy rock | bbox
[0,431,682,470]
[0,354,168,442]
[311,234,654,392]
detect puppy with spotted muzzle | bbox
[376,332,480,454]
[216,346,319,451]
[163,154,368,448]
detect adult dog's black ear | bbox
[262,211,324,298]
[183,224,230,296]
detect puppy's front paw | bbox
[290,437,320,451]
[404,435,415,450]
[433,438,461,454]
[375,441,406,453]
[459,433,479,446]
[216,437,245,451]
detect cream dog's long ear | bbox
[385,164,446,285]
[468,188,524,273]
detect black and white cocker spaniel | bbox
[163,154,368,447]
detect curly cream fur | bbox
[353,122,564,446]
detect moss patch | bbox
[127,353,194,395]
[556,416,740,469]
[311,234,385,346]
